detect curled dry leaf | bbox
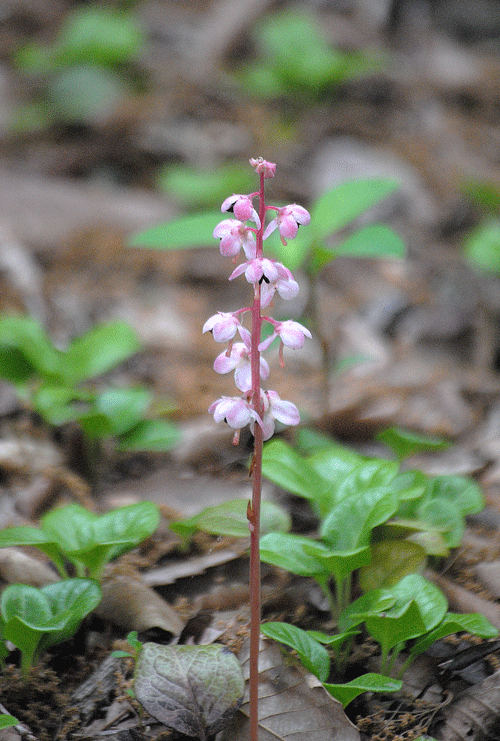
[436,669,500,741]
[219,638,360,741]
[95,571,183,636]
[0,547,59,587]
[134,642,245,740]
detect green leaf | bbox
[332,224,406,260]
[338,589,397,633]
[92,388,152,436]
[385,574,448,632]
[334,459,400,502]
[64,321,141,384]
[48,65,130,125]
[464,219,500,274]
[134,643,244,738]
[0,715,20,729]
[359,540,427,592]
[0,315,64,382]
[129,211,223,250]
[377,426,451,459]
[157,163,254,210]
[261,439,334,518]
[170,499,290,541]
[0,579,101,675]
[260,622,330,682]
[306,445,363,492]
[306,629,359,649]
[410,612,499,658]
[260,532,329,579]
[302,542,372,585]
[310,178,400,241]
[320,487,399,549]
[32,385,92,426]
[40,502,160,578]
[427,475,484,517]
[0,526,68,577]
[324,673,402,707]
[417,499,464,549]
[365,599,427,657]
[116,418,181,451]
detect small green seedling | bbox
[12,4,144,131]
[112,630,143,659]
[0,578,101,676]
[0,501,160,580]
[0,314,180,462]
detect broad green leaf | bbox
[324,673,402,707]
[170,499,290,541]
[269,228,313,270]
[0,715,19,729]
[464,219,500,275]
[93,388,152,436]
[157,163,254,210]
[359,540,426,592]
[332,224,405,260]
[0,346,35,384]
[338,590,396,632]
[134,643,244,739]
[377,426,451,459]
[310,178,400,240]
[410,612,499,658]
[129,211,222,250]
[40,502,160,577]
[64,321,141,384]
[0,315,64,382]
[261,439,333,517]
[384,574,447,632]
[302,542,372,585]
[417,498,464,548]
[0,525,67,577]
[390,470,428,501]
[306,445,363,494]
[260,532,329,579]
[32,385,92,426]
[320,488,398,549]
[334,459,399,502]
[0,579,100,674]
[116,418,181,451]
[306,629,359,649]
[260,622,330,681]
[427,475,484,517]
[365,599,426,656]
[295,428,337,453]
[372,518,448,557]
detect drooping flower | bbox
[250,390,300,440]
[213,342,270,392]
[249,157,276,179]
[259,319,312,365]
[263,204,311,245]
[213,219,257,260]
[209,395,261,430]
[203,311,251,345]
[221,194,260,228]
[228,258,299,307]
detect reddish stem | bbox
[248,172,266,741]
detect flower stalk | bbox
[204,158,310,740]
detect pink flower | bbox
[263,204,311,245]
[213,219,256,260]
[259,319,312,365]
[209,396,260,430]
[249,157,276,179]
[250,390,300,440]
[214,342,270,392]
[221,194,260,228]
[228,258,299,307]
[203,312,251,345]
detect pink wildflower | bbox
[249,157,276,179]
[250,390,300,440]
[203,311,251,345]
[221,194,260,228]
[209,396,260,430]
[263,204,311,245]
[213,219,256,260]
[213,342,270,392]
[259,319,312,366]
[228,258,299,307]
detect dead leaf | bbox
[436,669,500,741]
[0,548,58,587]
[95,570,184,636]
[219,638,360,741]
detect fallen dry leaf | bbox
[436,669,500,741]
[219,638,360,741]
[0,547,59,587]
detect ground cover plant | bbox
[0,314,180,480]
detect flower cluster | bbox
[204,157,311,442]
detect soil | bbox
[3,1,500,740]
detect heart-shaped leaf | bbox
[134,642,244,740]
[324,673,402,708]
[260,622,330,682]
